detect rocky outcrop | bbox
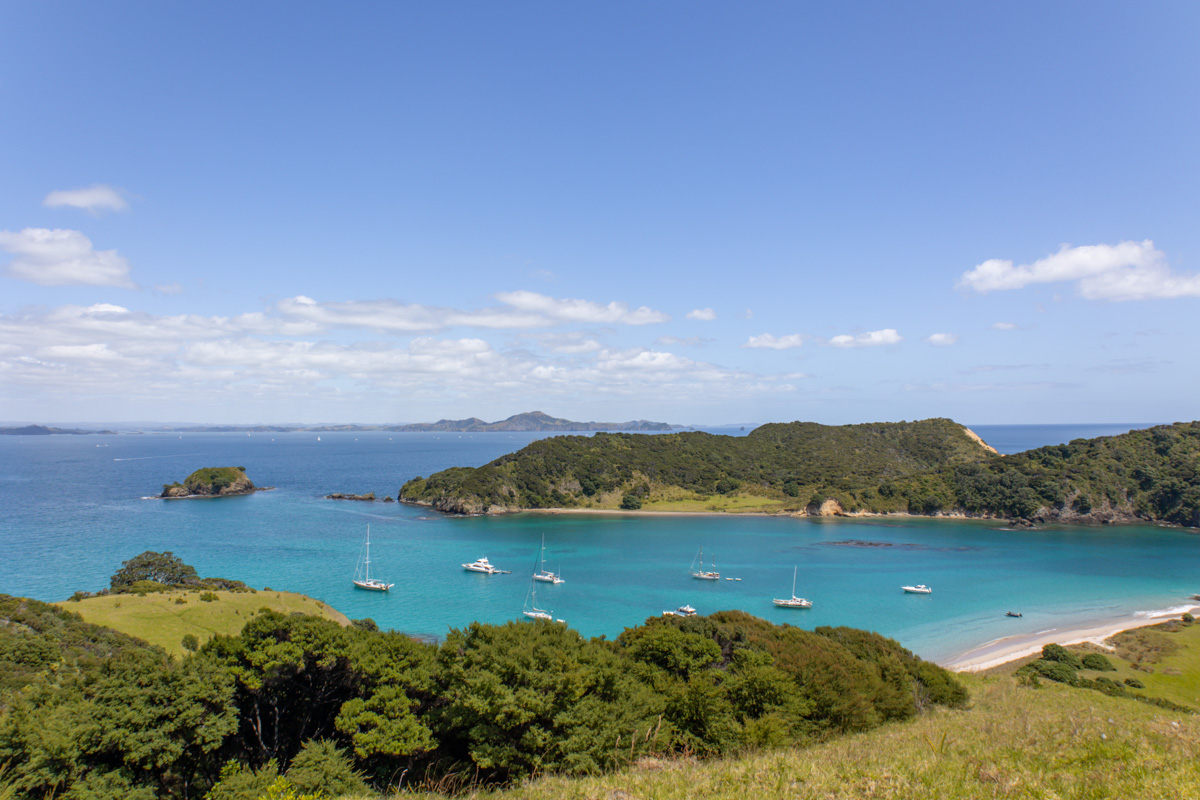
[325,492,376,501]
[161,467,259,498]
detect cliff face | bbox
[161,467,257,498]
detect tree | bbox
[111,552,200,589]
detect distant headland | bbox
[398,418,1200,527]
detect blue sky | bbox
[2,2,1198,425]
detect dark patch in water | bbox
[820,539,983,552]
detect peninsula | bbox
[398,418,1200,526]
[160,466,263,498]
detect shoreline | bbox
[941,603,1200,672]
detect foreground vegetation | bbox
[399,419,1200,526]
[0,554,967,800]
[447,674,1199,800]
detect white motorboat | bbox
[773,566,812,608]
[463,556,505,574]
[352,525,393,591]
[690,547,720,580]
[902,584,932,594]
[663,604,697,617]
[531,534,564,584]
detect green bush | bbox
[181,633,199,652]
[1081,653,1116,671]
[620,492,643,510]
[1124,677,1145,689]
[284,740,367,797]
[199,591,219,602]
[1041,643,1083,670]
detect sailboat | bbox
[531,534,564,584]
[522,585,553,621]
[773,566,812,608]
[352,525,393,591]
[690,546,720,580]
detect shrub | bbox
[285,740,368,797]
[199,591,219,602]
[1025,659,1078,685]
[1125,677,1146,689]
[181,633,200,652]
[1081,653,1116,671]
[1040,643,1083,670]
[620,492,643,510]
[1183,613,1194,624]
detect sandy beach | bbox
[942,604,1200,672]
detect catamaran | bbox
[531,534,564,584]
[690,546,720,580]
[352,525,393,591]
[772,566,812,608]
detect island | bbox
[398,418,1200,526]
[385,410,672,432]
[161,466,265,498]
[0,424,116,435]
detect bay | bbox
[0,421,1190,664]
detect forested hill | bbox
[397,419,1200,527]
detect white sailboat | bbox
[773,566,812,608]
[531,534,564,584]
[352,525,393,591]
[522,586,553,621]
[690,546,720,580]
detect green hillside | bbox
[57,588,349,656]
[398,419,1200,526]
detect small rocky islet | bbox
[160,466,266,498]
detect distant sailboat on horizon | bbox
[352,525,393,591]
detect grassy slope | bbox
[56,588,349,656]
[405,674,1200,799]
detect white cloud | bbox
[686,307,716,321]
[828,329,902,348]
[43,184,129,214]
[958,240,1200,301]
[744,333,805,350]
[990,322,1018,331]
[495,290,669,325]
[925,332,958,346]
[154,283,185,295]
[0,228,136,288]
[275,291,670,333]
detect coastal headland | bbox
[399,418,1200,527]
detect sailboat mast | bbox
[364,525,371,582]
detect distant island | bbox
[387,410,672,432]
[161,466,266,498]
[61,410,674,434]
[398,418,1200,527]
[0,424,116,435]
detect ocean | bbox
[1,421,1192,664]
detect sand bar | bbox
[943,604,1200,672]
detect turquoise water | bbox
[1,423,1192,664]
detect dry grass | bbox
[57,588,349,656]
